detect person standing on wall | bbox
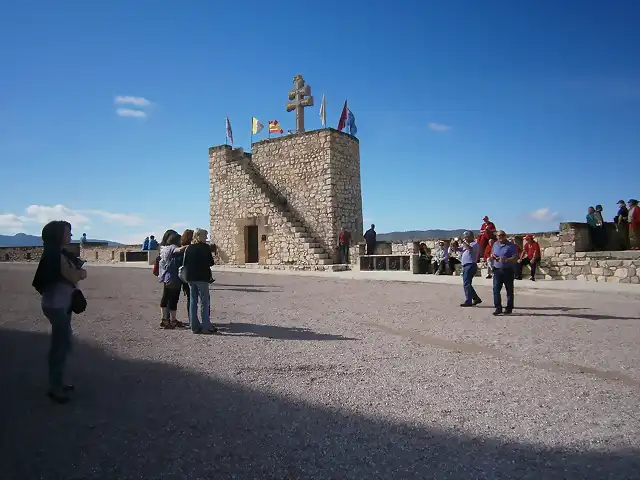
[614,200,630,250]
[516,234,541,281]
[338,226,351,265]
[364,224,377,255]
[628,199,640,250]
[456,231,482,307]
[491,230,519,316]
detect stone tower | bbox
[209,128,362,267]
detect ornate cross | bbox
[285,74,314,133]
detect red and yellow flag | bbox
[268,120,283,134]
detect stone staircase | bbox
[235,157,333,266]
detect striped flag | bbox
[269,120,283,134]
[252,117,264,135]
[225,117,233,145]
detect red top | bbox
[631,205,640,229]
[480,221,496,233]
[484,243,493,260]
[522,241,541,260]
[339,231,351,246]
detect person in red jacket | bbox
[629,199,640,250]
[517,234,541,281]
[477,216,497,261]
[484,238,495,278]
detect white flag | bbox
[319,94,326,127]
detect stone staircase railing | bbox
[232,156,334,265]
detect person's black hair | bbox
[150,235,155,239]
[595,204,603,210]
[41,221,71,247]
[161,229,178,246]
[167,232,181,247]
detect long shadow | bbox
[213,287,276,294]
[510,312,640,321]
[216,322,357,341]
[1,328,638,479]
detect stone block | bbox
[575,252,587,258]
[606,276,620,284]
[614,268,629,279]
[606,260,623,267]
[630,276,640,284]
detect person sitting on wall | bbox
[433,240,449,275]
[614,200,630,250]
[364,224,377,255]
[338,226,352,265]
[418,243,432,274]
[148,235,159,250]
[516,234,541,281]
[447,239,461,274]
[142,236,150,251]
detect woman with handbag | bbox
[182,228,217,334]
[32,221,87,404]
[158,230,188,329]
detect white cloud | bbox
[80,210,144,226]
[114,95,151,107]
[428,122,451,132]
[529,207,561,222]
[25,204,91,228]
[0,213,29,233]
[116,108,147,118]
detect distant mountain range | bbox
[376,229,478,242]
[0,233,123,247]
[1,230,475,248]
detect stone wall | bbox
[0,245,154,264]
[209,128,362,266]
[350,222,640,284]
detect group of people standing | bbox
[156,228,217,334]
[588,200,640,251]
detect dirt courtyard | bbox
[1,263,639,479]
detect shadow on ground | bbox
[217,322,358,341]
[478,305,640,321]
[1,328,637,479]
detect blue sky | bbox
[1,0,638,243]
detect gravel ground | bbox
[1,263,639,480]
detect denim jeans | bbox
[188,281,212,332]
[42,307,73,393]
[493,268,515,311]
[462,263,481,304]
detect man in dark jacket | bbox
[364,224,377,255]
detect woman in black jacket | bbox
[182,228,216,334]
[32,221,87,403]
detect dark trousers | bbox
[462,263,481,304]
[516,258,539,279]
[493,268,514,312]
[418,257,431,274]
[366,242,375,255]
[618,224,630,250]
[182,281,190,314]
[339,244,350,264]
[160,284,181,312]
[42,307,73,393]
[589,226,606,250]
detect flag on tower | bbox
[346,109,357,136]
[269,120,283,134]
[337,100,348,132]
[225,117,233,145]
[252,117,264,135]
[319,94,326,127]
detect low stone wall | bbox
[0,245,157,265]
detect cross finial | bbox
[285,74,314,133]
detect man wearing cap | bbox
[478,216,497,261]
[614,200,630,250]
[456,231,482,307]
[491,230,519,315]
[516,234,541,281]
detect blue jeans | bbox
[42,307,73,393]
[188,281,212,331]
[462,263,481,304]
[493,268,515,311]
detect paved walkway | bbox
[1,264,639,478]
